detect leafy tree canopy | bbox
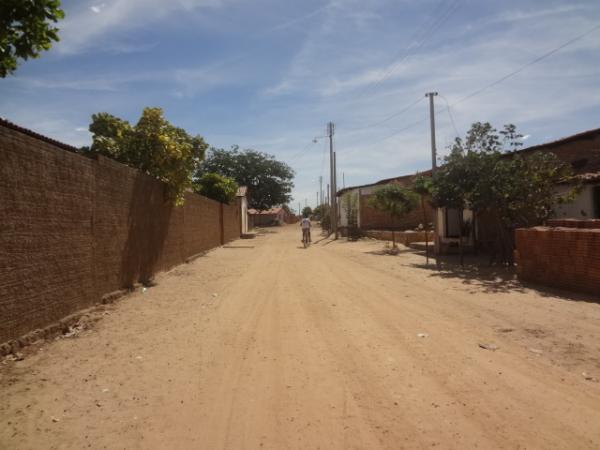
[302,206,312,218]
[369,184,418,247]
[431,122,575,262]
[1,0,64,77]
[88,108,208,205]
[193,173,238,204]
[197,146,295,211]
[370,184,418,219]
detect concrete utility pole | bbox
[326,184,329,206]
[328,122,337,238]
[425,92,438,171]
[319,176,323,206]
[426,92,439,255]
[316,192,319,208]
[334,151,338,239]
[298,202,301,217]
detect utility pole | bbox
[426,92,438,171]
[319,176,323,206]
[342,172,345,189]
[316,192,319,208]
[326,184,329,206]
[328,122,337,238]
[334,151,338,239]
[298,202,301,218]
[426,92,439,255]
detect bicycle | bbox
[302,229,310,248]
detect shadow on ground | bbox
[410,253,600,303]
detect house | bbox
[237,186,249,234]
[336,126,600,253]
[336,172,434,231]
[436,126,600,253]
[248,207,285,227]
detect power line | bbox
[347,95,425,132]
[359,22,600,148]
[438,94,459,139]
[452,23,600,107]
[351,0,462,103]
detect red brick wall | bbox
[515,223,600,296]
[360,194,433,231]
[0,125,240,344]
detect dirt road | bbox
[2,225,600,449]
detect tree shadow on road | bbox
[410,255,524,294]
[410,253,600,303]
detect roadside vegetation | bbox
[369,184,418,250]
[85,108,208,205]
[430,122,577,264]
[197,146,295,211]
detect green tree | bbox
[1,0,64,77]
[88,108,208,205]
[313,204,331,230]
[412,175,433,263]
[302,206,312,218]
[342,192,360,240]
[193,173,238,204]
[197,147,294,211]
[431,122,574,264]
[369,184,418,248]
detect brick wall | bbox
[360,194,433,231]
[0,124,240,344]
[515,222,600,296]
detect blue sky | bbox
[1,0,600,210]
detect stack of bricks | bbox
[515,220,600,296]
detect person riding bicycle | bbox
[300,214,311,244]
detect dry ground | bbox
[2,225,600,450]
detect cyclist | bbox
[300,214,311,245]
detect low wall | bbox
[515,222,600,296]
[0,121,241,345]
[364,230,434,246]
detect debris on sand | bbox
[582,372,599,382]
[479,343,499,351]
[528,348,543,355]
[417,333,429,338]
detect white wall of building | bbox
[554,184,599,219]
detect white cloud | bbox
[90,4,106,14]
[57,0,231,54]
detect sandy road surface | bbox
[2,225,600,450]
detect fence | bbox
[515,220,600,296]
[0,121,240,345]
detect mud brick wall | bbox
[0,125,96,345]
[360,194,433,231]
[0,123,241,344]
[515,225,600,296]
[222,198,241,243]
